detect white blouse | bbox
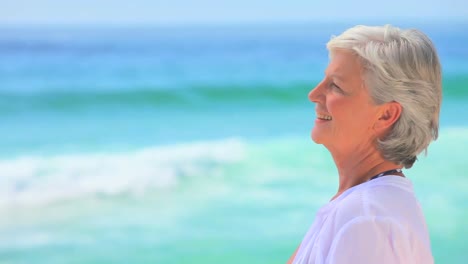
[293,176,434,264]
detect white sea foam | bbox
[0,138,246,208]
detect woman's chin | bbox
[311,130,324,144]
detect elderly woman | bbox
[288,25,441,263]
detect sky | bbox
[1,0,467,26]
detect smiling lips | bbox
[317,113,332,120]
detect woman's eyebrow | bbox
[325,72,345,82]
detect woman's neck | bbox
[328,146,403,201]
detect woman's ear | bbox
[373,102,402,136]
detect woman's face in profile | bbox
[308,50,381,154]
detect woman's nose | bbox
[308,81,324,103]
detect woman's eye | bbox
[330,82,343,92]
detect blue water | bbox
[1,22,467,263]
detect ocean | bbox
[1,22,467,263]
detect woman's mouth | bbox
[317,113,332,120]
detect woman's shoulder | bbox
[324,213,433,264]
[331,176,428,237]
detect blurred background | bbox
[0,1,467,263]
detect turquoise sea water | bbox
[1,23,467,263]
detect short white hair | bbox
[327,25,442,168]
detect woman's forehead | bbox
[325,51,362,80]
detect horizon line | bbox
[1,17,467,28]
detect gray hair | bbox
[326,25,442,168]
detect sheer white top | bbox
[293,176,433,264]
